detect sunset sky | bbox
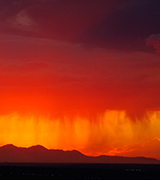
[0,0,160,160]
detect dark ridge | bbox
[0,144,159,164]
[28,145,48,150]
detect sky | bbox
[0,0,160,160]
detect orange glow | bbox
[0,110,160,159]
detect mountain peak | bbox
[1,144,17,149]
[29,145,47,150]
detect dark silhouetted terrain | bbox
[0,145,160,179]
[0,163,160,180]
[0,144,159,164]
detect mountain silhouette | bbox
[0,144,159,164]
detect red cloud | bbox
[146,34,160,54]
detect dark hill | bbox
[0,144,159,164]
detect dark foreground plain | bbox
[0,163,160,180]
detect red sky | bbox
[0,0,160,160]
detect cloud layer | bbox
[0,34,160,118]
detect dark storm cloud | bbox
[1,0,160,52]
[83,0,160,51]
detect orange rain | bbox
[0,110,160,159]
